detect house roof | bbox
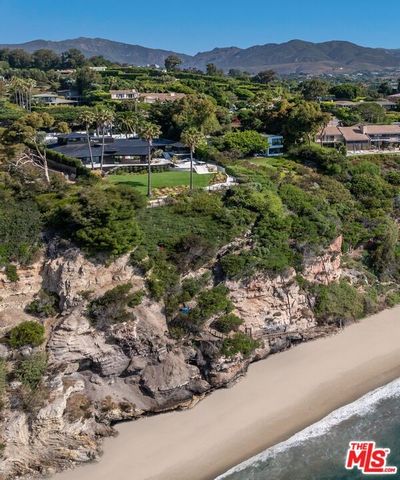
[337,126,369,143]
[320,126,342,136]
[361,124,400,135]
[49,137,186,159]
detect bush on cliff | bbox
[221,332,260,357]
[7,321,45,348]
[87,283,137,329]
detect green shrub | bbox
[25,290,59,318]
[7,321,45,348]
[314,281,364,324]
[386,290,400,308]
[212,313,243,333]
[5,264,18,282]
[221,333,260,357]
[127,289,145,307]
[0,199,42,266]
[189,285,233,325]
[15,352,47,389]
[40,185,145,255]
[87,283,136,329]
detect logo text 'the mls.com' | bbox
[345,441,397,475]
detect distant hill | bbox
[1,37,400,74]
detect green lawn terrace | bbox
[107,170,215,196]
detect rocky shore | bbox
[0,235,346,478]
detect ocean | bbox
[216,378,400,480]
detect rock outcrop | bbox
[226,268,316,336]
[0,236,344,479]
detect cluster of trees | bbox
[0,47,112,70]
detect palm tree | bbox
[77,109,96,169]
[94,107,115,173]
[181,128,206,191]
[116,112,140,138]
[25,78,36,112]
[137,122,161,197]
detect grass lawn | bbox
[107,171,213,194]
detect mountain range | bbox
[1,37,400,74]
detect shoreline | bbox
[54,306,400,480]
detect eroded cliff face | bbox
[0,238,343,479]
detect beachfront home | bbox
[317,124,400,152]
[48,133,188,169]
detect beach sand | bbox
[54,306,400,480]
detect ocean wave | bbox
[216,377,400,478]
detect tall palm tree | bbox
[94,107,115,173]
[137,122,161,197]
[77,109,96,169]
[181,128,206,191]
[25,78,36,112]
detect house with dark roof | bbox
[48,134,188,169]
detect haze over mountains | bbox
[1,37,400,74]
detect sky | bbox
[1,0,400,54]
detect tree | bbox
[4,112,55,183]
[7,49,32,68]
[164,55,182,71]
[181,128,206,190]
[174,96,220,134]
[206,63,222,76]
[77,109,96,169]
[32,49,60,70]
[299,78,329,101]
[61,48,86,68]
[285,101,330,145]
[55,121,71,134]
[330,83,363,100]
[137,122,161,197]
[355,102,386,123]
[94,107,115,173]
[220,130,268,157]
[253,70,276,84]
[116,112,142,138]
[75,67,101,94]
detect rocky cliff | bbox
[0,237,344,479]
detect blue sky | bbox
[1,0,400,54]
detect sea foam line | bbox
[216,377,400,478]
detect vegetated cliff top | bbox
[1,37,400,73]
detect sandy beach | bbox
[54,306,400,480]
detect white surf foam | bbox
[216,377,400,478]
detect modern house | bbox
[110,90,186,103]
[33,93,77,106]
[317,124,400,152]
[265,134,284,156]
[48,134,189,169]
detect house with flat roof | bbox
[317,124,400,152]
[33,93,77,106]
[48,134,188,169]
